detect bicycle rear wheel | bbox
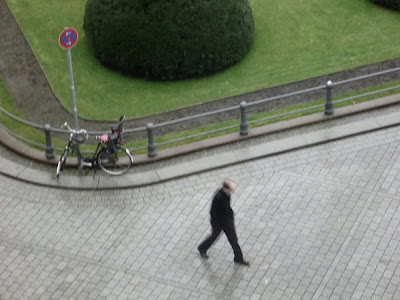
[56,148,68,177]
[98,147,133,175]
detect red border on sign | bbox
[59,28,78,50]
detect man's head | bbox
[222,179,236,195]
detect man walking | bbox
[197,179,249,266]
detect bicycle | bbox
[56,115,133,177]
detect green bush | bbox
[369,0,400,10]
[83,0,254,81]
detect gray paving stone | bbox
[2,121,400,299]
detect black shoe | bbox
[198,248,209,259]
[234,259,250,266]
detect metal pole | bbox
[147,123,157,157]
[44,124,55,159]
[325,80,334,115]
[66,48,79,130]
[240,101,249,136]
[66,44,81,168]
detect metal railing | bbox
[1,66,400,159]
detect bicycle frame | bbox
[64,132,86,165]
[57,117,133,176]
[64,136,121,167]
[80,142,107,168]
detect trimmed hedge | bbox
[83,0,254,81]
[369,0,400,10]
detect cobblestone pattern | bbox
[1,126,400,299]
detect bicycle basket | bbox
[76,133,87,144]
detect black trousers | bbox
[198,218,244,261]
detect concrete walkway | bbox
[1,100,400,299]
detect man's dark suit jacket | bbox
[210,188,234,225]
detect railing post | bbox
[239,101,249,136]
[325,80,334,115]
[146,123,157,157]
[44,124,55,159]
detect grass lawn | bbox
[4,0,400,121]
[0,75,49,147]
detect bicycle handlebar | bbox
[62,122,89,143]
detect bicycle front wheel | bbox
[98,147,133,176]
[56,148,68,177]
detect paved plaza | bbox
[1,118,400,299]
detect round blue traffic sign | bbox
[59,28,78,50]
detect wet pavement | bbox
[1,104,400,299]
